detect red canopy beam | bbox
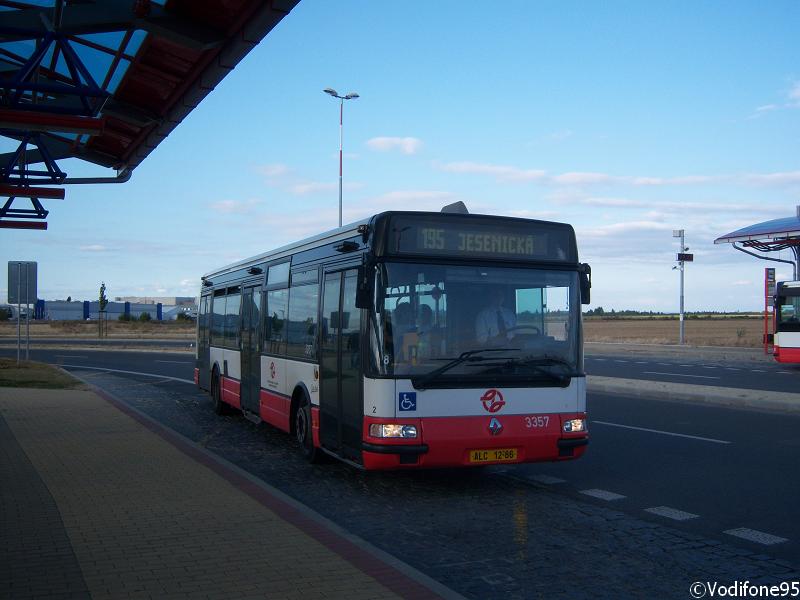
[0,221,48,230]
[0,109,105,136]
[0,185,65,199]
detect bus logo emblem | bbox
[488,418,503,435]
[481,389,505,413]
[270,361,276,379]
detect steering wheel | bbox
[506,325,541,335]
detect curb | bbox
[588,376,800,414]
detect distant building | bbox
[115,296,196,307]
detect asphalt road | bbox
[586,354,800,393]
[4,346,799,567]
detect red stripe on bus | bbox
[774,346,800,363]
[311,407,320,448]
[259,389,291,432]
[221,376,241,409]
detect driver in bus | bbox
[475,288,516,344]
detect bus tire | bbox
[295,393,321,463]
[211,368,228,415]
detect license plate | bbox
[469,448,518,463]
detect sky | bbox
[2,0,800,311]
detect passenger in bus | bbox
[392,302,418,363]
[475,288,516,344]
[416,305,440,358]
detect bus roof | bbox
[201,210,577,280]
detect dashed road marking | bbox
[724,528,788,546]
[725,368,741,371]
[635,361,649,364]
[751,369,765,373]
[155,360,193,364]
[777,371,793,374]
[580,488,626,501]
[614,360,629,363]
[644,506,699,521]
[55,355,88,359]
[529,474,566,485]
[642,371,720,380]
[592,420,732,444]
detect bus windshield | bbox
[369,261,581,385]
[777,293,800,332]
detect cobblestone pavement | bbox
[72,369,800,600]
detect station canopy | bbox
[714,207,800,279]
[0,0,299,229]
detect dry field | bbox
[0,320,195,339]
[584,317,765,347]
[0,317,767,348]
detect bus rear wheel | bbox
[295,395,321,463]
[211,369,228,415]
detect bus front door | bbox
[239,287,261,415]
[321,269,363,462]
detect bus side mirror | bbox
[355,265,372,309]
[579,263,591,305]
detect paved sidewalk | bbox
[0,387,458,600]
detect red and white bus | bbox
[195,209,592,469]
[774,281,800,363]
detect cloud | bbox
[743,171,800,186]
[436,162,726,186]
[209,198,262,214]
[437,161,547,182]
[256,163,289,178]
[552,172,614,185]
[289,181,337,195]
[366,137,422,155]
[79,244,111,252]
[288,181,364,195]
[788,81,800,106]
[548,129,574,141]
[749,81,800,117]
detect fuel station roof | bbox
[714,211,800,244]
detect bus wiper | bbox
[489,355,580,380]
[519,355,576,370]
[411,348,519,389]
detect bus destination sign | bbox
[420,227,541,257]
[388,215,576,262]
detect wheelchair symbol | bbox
[399,392,417,412]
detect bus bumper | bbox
[773,345,800,363]
[361,413,588,470]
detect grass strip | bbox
[0,358,84,389]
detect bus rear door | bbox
[240,286,262,415]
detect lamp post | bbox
[323,87,359,227]
[672,229,688,345]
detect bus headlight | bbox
[369,424,418,438]
[563,419,586,433]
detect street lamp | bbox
[672,229,687,345]
[323,87,359,227]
